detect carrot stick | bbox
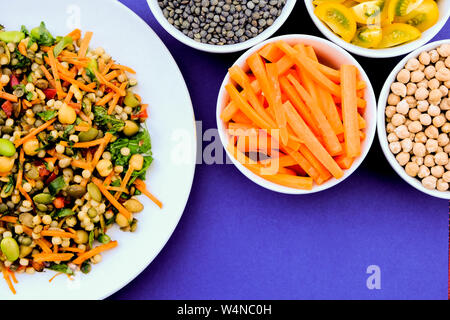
[3,269,15,294]
[78,31,93,58]
[276,40,341,97]
[95,91,115,106]
[259,43,285,62]
[285,148,321,183]
[60,247,85,253]
[40,230,77,239]
[59,73,96,92]
[266,63,288,146]
[111,64,136,74]
[66,28,81,40]
[334,155,354,169]
[220,101,239,122]
[91,132,113,170]
[0,91,18,102]
[134,179,163,209]
[14,118,56,147]
[72,241,118,265]
[35,238,52,253]
[33,253,73,262]
[283,101,343,178]
[18,41,27,56]
[0,216,18,223]
[47,49,65,99]
[92,178,132,220]
[341,65,360,158]
[40,65,56,88]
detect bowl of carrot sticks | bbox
[217,35,377,194]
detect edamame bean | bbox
[1,237,19,261]
[87,183,102,202]
[124,199,144,213]
[98,234,110,244]
[0,138,16,157]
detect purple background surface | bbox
[111,0,450,299]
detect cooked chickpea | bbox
[445,144,450,154]
[396,152,410,166]
[405,162,419,177]
[386,123,396,133]
[429,50,439,63]
[419,113,431,126]
[58,104,77,124]
[422,175,437,190]
[417,79,428,88]
[389,141,401,154]
[427,105,441,117]
[405,96,416,108]
[439,85,448,97]
[443,123,450,134]
[435,152,449,166]
[396,100,409,115]
[424,155,435,167]
[388,93,400,106]
[446,56,450,68]
[418,165,430,178]
[431,165,444,178]
[0,156,15,173]
[407,121,422,133]
[413,142,426,157]
[391,113,405,126]
[433,115,446,128]
[437,44,450,57]
[424,65,436,79]
[414,87,429,100]
[96,159,113,177]
[419,51,431,65]
[387,132,399,143]
[391,82,407,97]
[23,138,39,156]
[446,110,450,121]
[129,154,144,170]
[435,61,446,71]
[436,179,449,191]
[438,133,449,146]
[425,139,438,153]
[442,98,450,111]
[396,69,410,83]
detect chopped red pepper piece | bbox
[1,101,13,117]
[43,88,57,100]
[10,75,19,88]
[53,197,65,209]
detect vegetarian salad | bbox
[0,22,161,294]
[313,0,440,49]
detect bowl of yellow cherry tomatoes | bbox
[305,0,450,58]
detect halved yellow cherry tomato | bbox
[314,3,357,42]
[351,25,383,48]
[377,23,421,48]
[387,0,424,22]
[351,0,385,24]
[395,0,439,32]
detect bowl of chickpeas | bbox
[378,40,450,199]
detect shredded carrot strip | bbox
[47,49,66,99]
[48,272,63,283]
[104,70,119,81]
[40,230,77,239]
[91,133,113,170]
[3,269,16,294]
[60,247,85,253]
[107,82,127,114]
[0,216,18,223]
[33,253,74,262]
[95,91,115,106]
[66,28,81,40]
[72,241,118,265]
[78,31,93,59]
[40,65,56,88]
[35,238,53,253]
[111,64,136,74]
[14,118,56,147]
[94,71,125,96]
[9,270,18,284]
[134,179,163,209]
[92,178,132,220]
[59,73,96,92]
[0,91,18,102]
[18,41,27,56]
[60,137,105,148]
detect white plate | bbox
[1,0,196,299]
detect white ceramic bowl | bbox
[147,0,297,53]
[216,34,377,194]
[305,0,450,58]
[377,40,450,200]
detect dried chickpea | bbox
[428,78,440,90]
[433,115,446,128]
[410,70,424,83]
[386,123,396,133]
[388,93,400,106]
[391,114,405,126]
[424,155,435,167]
[442,123,450,133]
[396,152,410,166]
[428,89,442,104]
[405,58,420,71]
[406,83,417,96]
[438,133,449,146]
[385,106,396,118]
[387,132,399,143]
[391,82,407,97]
[429,50,439,63]
[442,171,450,183]
[417,100,429,112]
[437,44,450,57]
[408,108,420,121]
[415,132,428,144]
[408,121,422,133]
[417,79,428,88]
[445,56,450,68]
[425,126,439,139]
[415,87,429,100]
[389,141,401,154]
[435,152,449,166]
[435,61,446,72]
[439,85,448,97]
[427,105,441,117]
[405,162,419,177]
[418,165,430,178]
[422,175,437,190]
[396,100,409,115]
[394,125,410,139]
[425,139,438,153]
[431,165,444,178]
[436,179,449,191]
[413,142,426,157]
[412,156,424,166]
[419,113,432,126]
[405,96,416,108]
[419,51,431,65]
[401,138,413,153]
[424,65,436,79]
[396,69,410,83]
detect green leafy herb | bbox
[81,262,91,274]
[25,91,34,101]
[12,49,31,70]
[93,106,124,133]
[4,176,15,194]
[109,129,152,167]
[37,110,57,121]
[30,22,55,46]
[47,264,74,275]
[110,179,121,187]
[130,156,153,185]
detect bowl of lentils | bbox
[148,0,297,53]
[378,40,450,199]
